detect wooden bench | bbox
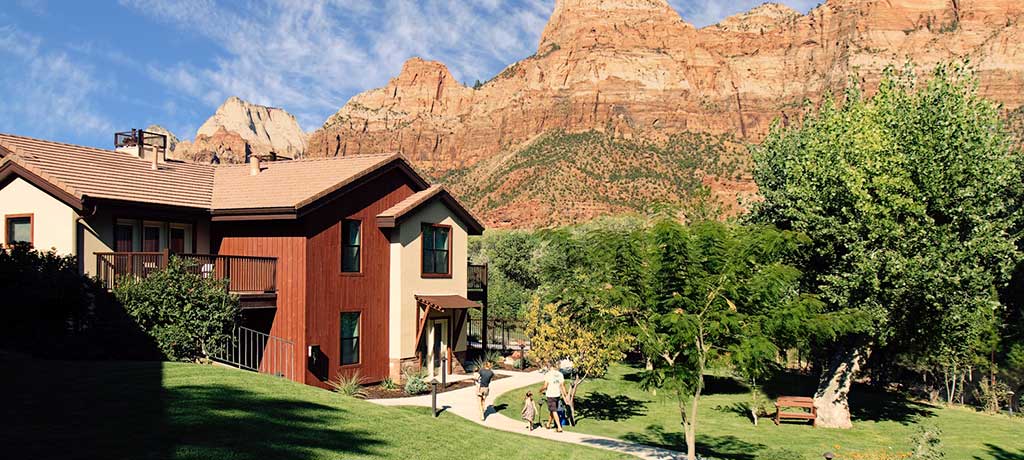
[774,396,816,427]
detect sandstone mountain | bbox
[144,124,179,151]
[174,97,308,163]
[300,0,1024,227]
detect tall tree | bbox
[635,221,811,459]
[751,63,1023,427]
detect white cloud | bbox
[119,0,818,132]
[0,25,115,137]
[120,0,550,130]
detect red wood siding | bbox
[304,168,417,385]
[212,221,306,383]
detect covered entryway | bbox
[414,295,481,379]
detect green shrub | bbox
[379,376,398,391]
[328,370,368,399]
[0,243,145,359]
[403,368,430,395]
[113,256,239,361]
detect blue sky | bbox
[0,0,818,149]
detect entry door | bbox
[427,319,448,379]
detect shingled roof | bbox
[0,133,480,230]
[211,153,403,211]
[0,133,215,209]
[376,184,484,234]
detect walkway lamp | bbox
[431,378,440,417]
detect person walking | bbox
[540,362,567,432]
[475,361,496,421]
[521,391,537,430]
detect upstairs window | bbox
[421,224,451,277]
[341,219,361,273]
[340,312,360,365]
[5,215,32,246]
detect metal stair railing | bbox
[211,326,295,380]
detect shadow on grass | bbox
[2,359,388,460]
[166,384,385,459]
[760,370,936,424]
[575,392,648,422]
[621,424,767,460]
[976,443,1024,460]
[974,442,1024,456]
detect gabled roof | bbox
[0,133,484,232]
[211,153,409,212]
[0,133,214,209]
[376,184,485,235]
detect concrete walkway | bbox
[369,370,683,460]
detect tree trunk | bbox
[750,376,759,426]
[685,387,700,460]
[813,346,869,429]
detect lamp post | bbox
[441,356,447,387]
[431,378,440,417]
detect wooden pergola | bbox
[414,294,481,374]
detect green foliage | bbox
[327,370,368,399]
[752,63,1023,371]
[0,243,151,359]
[524,300,629,411]
[0,244,95,352]
[379,376,398,391]
[113,257,239,361]
[470,230,543,319]
[910,425,945,460]
[440,129,747,226]
[403,367,430,395]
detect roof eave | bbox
[377,188,485,235]
[0,157,85,212]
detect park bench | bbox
[774,396,816,427]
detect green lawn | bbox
[0,355,629,460]
[496,363,1024,460]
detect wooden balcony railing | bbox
[95,251,277,294]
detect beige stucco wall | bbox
[0,177,77,255]
[79,210,114,277]
[388,199,470,374]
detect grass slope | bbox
[495,364,1024,460]
[1,356,628,460]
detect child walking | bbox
[521,391,537,430]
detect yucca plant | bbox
[327,370,368,399]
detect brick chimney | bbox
[249,155,261,176]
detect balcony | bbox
[95,251,277,308]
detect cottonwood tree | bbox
[752,63,1023,427]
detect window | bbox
[340,312,360,365]
[5,215,32,245]
[421,224,451,277]
[115,224,134,252]
[341,219,361,273]
[143,226,161,252]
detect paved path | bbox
[369,370,683,460]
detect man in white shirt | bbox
[540,363,568,432]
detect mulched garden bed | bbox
[363,372,510,399]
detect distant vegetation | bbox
[439,130,749,227]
